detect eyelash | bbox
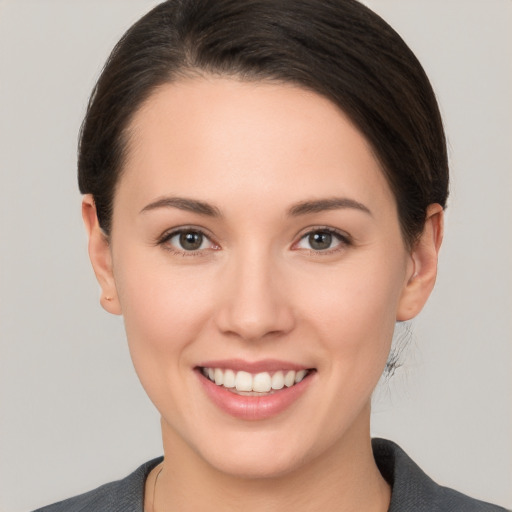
[293,227,352,255]
[156,226,352,256]
[157,227,219,257]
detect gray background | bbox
[0,1,510,510]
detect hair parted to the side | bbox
[78,0,448,246]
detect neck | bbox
[148,406,390,512]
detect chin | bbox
[176,422,316,480]
[203,444,306,480]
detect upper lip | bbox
[196,359,312,374]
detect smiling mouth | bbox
[199,367,314,395]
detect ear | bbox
[82,195,122,315]
[396,204,444,321]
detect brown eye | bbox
[308,232,333,251]
[162,229,215,253]
[295,229,349,252]
[179,231,204,251]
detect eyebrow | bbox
[140,195,371,218]
[140,197,222,217]
[287,197,372,217]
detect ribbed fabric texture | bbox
[372,439,508,512]
[33,439,507,511]
[33,457,162,512]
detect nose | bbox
[214,247,295,342]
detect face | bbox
[86,77,439,478]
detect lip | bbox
[197,358,309,374]
[196,360,315,421]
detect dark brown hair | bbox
[78,0,448,245]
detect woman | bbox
[30,1,507,511]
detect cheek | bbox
[113,258,223,426]
[299,255,407,367]
[112,249,217,376]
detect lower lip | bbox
[197,370,314,421]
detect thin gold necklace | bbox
[151,464,164,512]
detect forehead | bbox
[118,77,395,217]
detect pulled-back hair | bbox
[78,0,448,245]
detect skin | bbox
[83,77,443,512]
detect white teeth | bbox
[253,372,272,393]
[223,369,236,388]
[295,369,307,383]
[235,371,253,392]
[214,368,223,386]
[271,371,285,390]
[202,367,310,393]
[284,370,296,387]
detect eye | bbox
[160,228,217,254]
[295,229,349,252]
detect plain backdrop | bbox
[0,1,511,511]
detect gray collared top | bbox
[33,438,508,511]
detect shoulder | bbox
[32,457,163,512]
[372,438,508,512]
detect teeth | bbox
[284,370,295,387]
[214,368,223,385]
[235,371,253,392]
[253,372,272,393]
[223,369,236,388]
[201,367,310,393]
[295,369,307,383]
[271,371,284,390]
